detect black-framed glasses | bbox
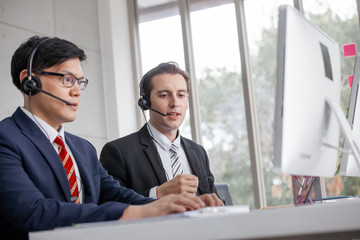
[34,71,89,91]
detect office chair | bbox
[214,183,233,206]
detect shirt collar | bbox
[147,122,180,151]
[20,107,65,143]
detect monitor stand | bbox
[325,97,360,176]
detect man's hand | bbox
[120,193,205,220]
[198,193,224,207]
[157,174,198,198]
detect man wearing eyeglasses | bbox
[0,36,218,240]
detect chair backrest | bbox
[214,183,233,206]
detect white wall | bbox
[0,0,138,155]
[98,0,139,142]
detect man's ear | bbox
[19,69,28,85]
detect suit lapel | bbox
[181,137,209,194]
[13,108,72,201]
[139,125,168,184]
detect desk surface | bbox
[30,198,360,240]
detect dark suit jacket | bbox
[100,124,216,197]
[0,108,154,240]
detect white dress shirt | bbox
[147,122,193,198]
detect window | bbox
[134,0,360,208]
[138,1,185,71]
[244,0,294,206]
[137,0,191,138]
[137,0,255,206]
[190,2,253,206]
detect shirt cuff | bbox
[149,186,158,199]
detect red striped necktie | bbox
[53,136,80,203]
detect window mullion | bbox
[234,0,266,209]
[178,0,203,144]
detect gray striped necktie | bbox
[170,143,183,177]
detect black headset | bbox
[137,75,151,111]
[137,73,166,117]
[21,38,50,96]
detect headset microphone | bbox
[148,107,166,117]
[35,88,73,106]
[22,79,73,106]
[138,72,167,117]
[138,96,166,117]
[20,37,72,106]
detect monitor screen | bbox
[340,52,360,176]
[273,5,341,177]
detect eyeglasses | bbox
[34,71,89,91]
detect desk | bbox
[30,198,360,240]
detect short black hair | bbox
[139,61,190,97]
[11,35,86,91]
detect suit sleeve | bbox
[101,135,170,198]
[0,125,154,237]
[200,146,217,194]
[100,141,129,188]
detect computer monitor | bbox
[273,5,341,177]
[340,52,360,176]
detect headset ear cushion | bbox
[138,95,151,110]
[21,76,41,96]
